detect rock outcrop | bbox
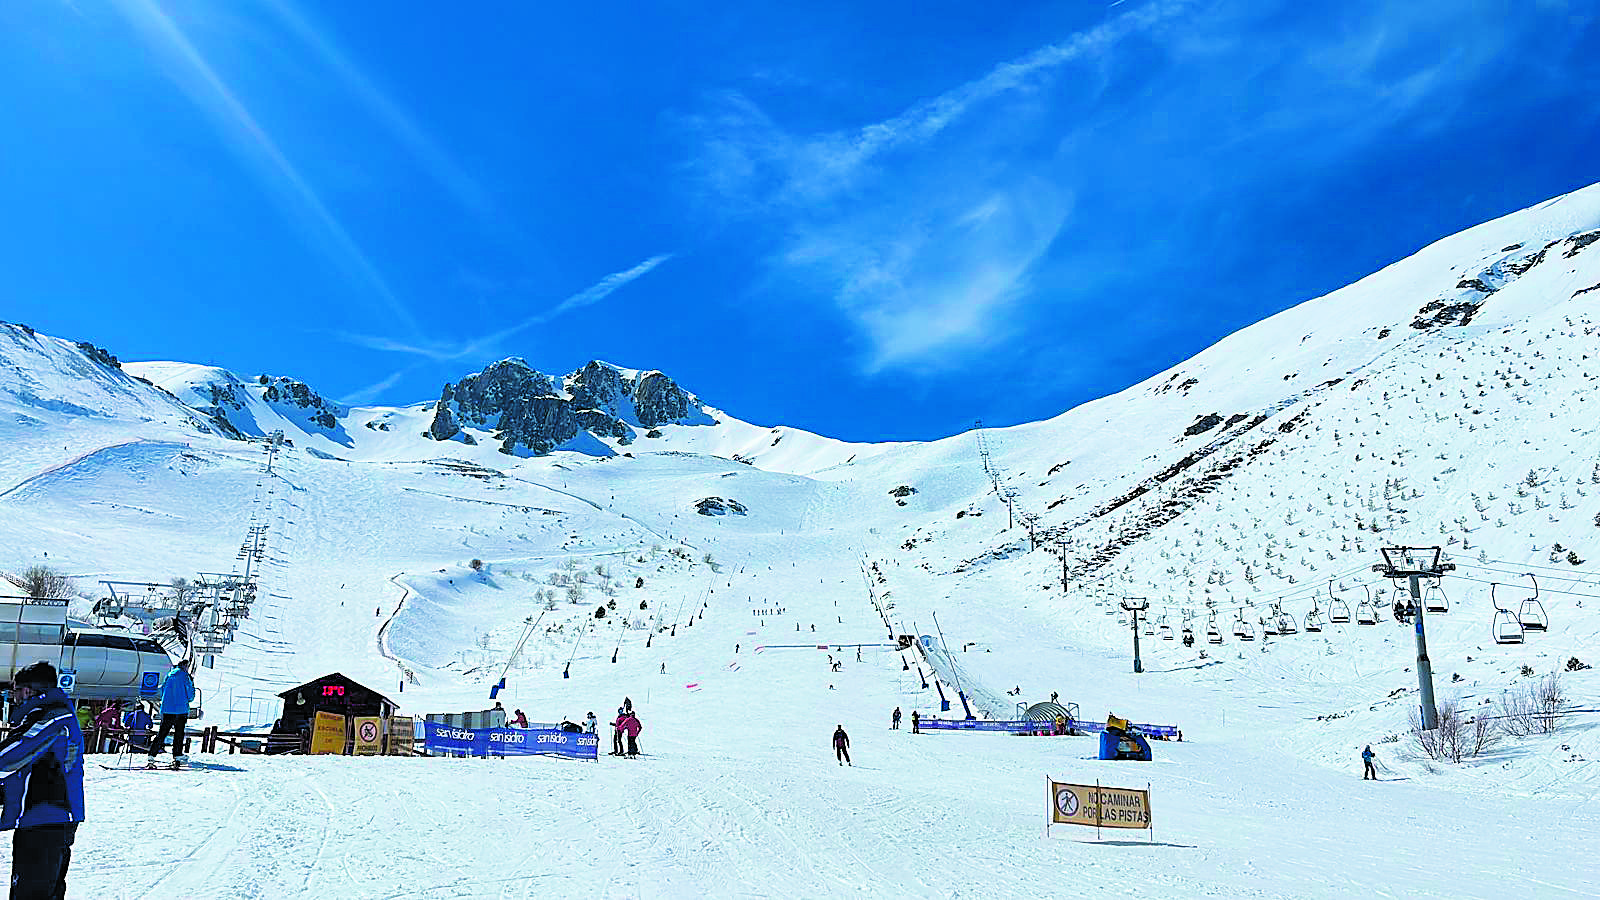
[426,359,704,455]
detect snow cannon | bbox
[1099,713,1153,762]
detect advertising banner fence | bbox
[422,723,598,760]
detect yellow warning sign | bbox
[309,711,347,755]
[353,716,383,756]
[1049,780,1151,830]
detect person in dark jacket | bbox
[1362,745,1378,780]
[148,659,196,766]
[833,725,851,766]
[891,707,901,730]
[910,710,920,734]
[0,661,86,900]
[122,703,152,754]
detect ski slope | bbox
[2,183,1600,897]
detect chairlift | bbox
[1142,618,1155,636]
[1232,610,1255,641]
[1516,573,1547,632]
[1304,606,1324,633]
[1356,586,1378,625]
[1491,582,1524,645]
[1422,579,1448,614]
[1328,581,1351,624]
[1206,622,1223,645]
[1276,604,1298,635]
[1262,614,1278,637]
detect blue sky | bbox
[3,1,1597,441]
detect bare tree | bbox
[21,565,71,599]
[1410,697,1495,763]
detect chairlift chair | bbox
[1304,606,1324,633]
[1276,604,1298,635]
[1516,574,1547,632]
[1233,611,1255,642]
[1423,579,1448,613]
[1328,580,1352,624]
[1206,622,1223,644]
[1159,618,1175,640]
[1491,583,1524,645]
[1356,586,1378,625]
[1262,614,1278,637]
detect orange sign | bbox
[353,716,383,756]
[1049,779,1151,830]
[309,711,346,755]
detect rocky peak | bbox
[426,358,705,456]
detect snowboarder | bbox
[833,725,851,766]
[891,707,902,730]
[1362,745,1378,780]
[147,659,195,767]
[0,662,85,900]
[584,712,597,734]
[910,710,920,734]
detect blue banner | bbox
[916,718,1180,737]
[423,723,599,760]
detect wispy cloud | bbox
[337,368,407,406]
[687,2,1188,373]
[343,253,674,365]
[258,0,493,216]
[110,0,420,336]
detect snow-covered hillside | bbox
[3,184,1600,898]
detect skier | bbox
[660,662,667,675]
[510,709,529,728]
[0,662,85,900]
[123,702,152,754]
[735,644,740,654]
[611,707,627,756]
[92,701,123,754]
[1362,745,1378,780]
[891,707,901,730]
[911,710,920,734]
[584,711,598,734]
[833,725,852,766]
[147,659,195,767]
[621,712,643,757]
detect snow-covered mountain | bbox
[3,184,1599,898]
[120,356,897,475]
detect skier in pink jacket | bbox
[619,712,643,757]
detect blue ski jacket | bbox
[123,707,152,732]
[160,667,195,716]
[0,687,86,829]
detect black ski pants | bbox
[148,714,187,758]
[835,745,850,764]
[11,823,75,900]
[1363,760,1377,780]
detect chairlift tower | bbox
[973,420,1000,493]
[1373,546,1454,731]
[1120,597,1149,674]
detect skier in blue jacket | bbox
[0,661,86,899]
[148,659,196,766]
